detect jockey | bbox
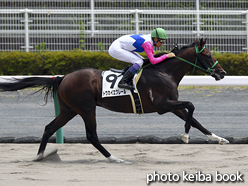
[108,28,175,90]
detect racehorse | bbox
[0,38,229,163]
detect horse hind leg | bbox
[80,112,125,163]
[34,109,77,161]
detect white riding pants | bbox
[108,40,144,66]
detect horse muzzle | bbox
[210,69,226,81]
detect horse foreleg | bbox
[191,118,229,144]
[173,109,208,143]
[158,100,195,143]
[82,112,125,163]
[171,109,192,143]
[173,110,229,144]
[34,110,76,161]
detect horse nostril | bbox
[221,70,226,76]
[219,70,226,79]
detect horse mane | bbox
[173,40,199,55]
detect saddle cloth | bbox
[102,69,144,114]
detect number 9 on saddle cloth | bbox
[102,69,144,114]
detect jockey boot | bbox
[118,70,135,90]
[118,63,140,90]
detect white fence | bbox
[0,76,248,87]
[179,76,248,86]
[0,0,248,53]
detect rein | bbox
[175,45,218,74]
[137,45,219,74]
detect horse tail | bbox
[0,76,64,102]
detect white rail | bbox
[179,76,248,86]
[0,75,54,83]
[0,76,247,86]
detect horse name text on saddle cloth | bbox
[102,70,139,98]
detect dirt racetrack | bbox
[0,143,247,186]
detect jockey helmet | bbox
[151,28,167,40]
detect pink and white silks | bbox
[108,34,168,67]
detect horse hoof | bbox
[219,138,229,145]
[33,153,44,161]
[107,155,125,163]
[33,148,58,161]
[181,133,189,143]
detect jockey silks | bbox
[108,34,168,67]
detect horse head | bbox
[194,38,226,80]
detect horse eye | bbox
[204,53,212,60]
[207,55,212,60]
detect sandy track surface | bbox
[0,143,247,186]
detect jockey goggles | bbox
[158,39,165,44]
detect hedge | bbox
[214,52,248,76]
[0,50,247,75]
[0,50,129,75]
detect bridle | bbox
[136,45,219,75]
[175,45,219,74]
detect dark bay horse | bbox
[0,38,229,163]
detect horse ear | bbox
[200,38,206,46]
[204,38,207,44]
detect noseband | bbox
[175,45,218,74]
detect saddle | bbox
[105,67,144,114]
